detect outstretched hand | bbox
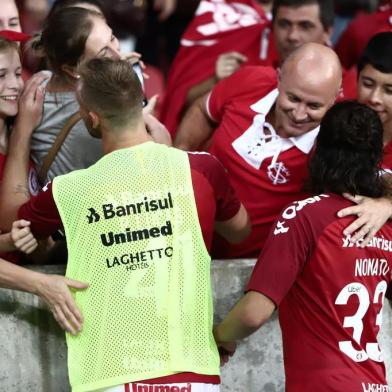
[35,274,89,335]
[337,193,392,246]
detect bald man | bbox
[175,43,342,258]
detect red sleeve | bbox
[18,182,62,237]
[189,152,241,251]
[246,203,313,306]
[189,152,240,221]
[207,66,277,122]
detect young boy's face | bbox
[357,64,392,134]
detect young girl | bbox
[0,37,46,258]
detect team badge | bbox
[267,162,290,185]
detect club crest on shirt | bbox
[267,161,290,185]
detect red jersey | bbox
[248,193,392,391]
[207,66,316,258]
[0,153,39,264]
[18,150,241,386]
[335,4,392,69]
[159,0,273,136]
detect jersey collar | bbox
[250,88,319,154]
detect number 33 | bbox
[335,281,387,362]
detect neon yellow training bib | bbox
[52,142,220,392]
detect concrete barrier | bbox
[0,261,391,391]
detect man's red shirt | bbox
[206,66,318,258]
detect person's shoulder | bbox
[284,193,351,218]
[187,151,231,190]
[273,194,350,236]
[187,151,224,174]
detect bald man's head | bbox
[273,43,342,138]
[281,43,342,93]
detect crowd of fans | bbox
[0,0,392,391]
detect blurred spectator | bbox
[160,0,270,136]
[0,0,22,32]
[134,0,199,69]
[335,0,392,68]
[356,32,392,168]
[19,0,49,32]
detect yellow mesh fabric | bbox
[52,142,219,392]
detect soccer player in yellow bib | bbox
[18,57,250,392]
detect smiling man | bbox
[175,43,342,258]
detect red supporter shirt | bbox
[248,193,392,391]
[207,66,316,258]
[335,4,392,69]
[0,153,39,264]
